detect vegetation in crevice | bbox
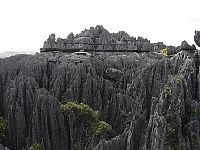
[165,114,178,150]
[163,75,182,98]
[29,143,41,150]
[60,101,112,149]
[167,75,182,86]
[164,84,172,96]
[0,116,7,143]
[175,78,181,86]
[160,48,168,56]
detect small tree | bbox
[60,102,112,149]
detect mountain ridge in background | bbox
[0,51,35,58]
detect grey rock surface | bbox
[0,144,9,150]
[42,25,181,53]
[194,30,200,47]
[1,27,200,150]
[181,40,196,50]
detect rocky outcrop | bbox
[0,52,146,149]
[181,40,196,50]
[194,30,200,47]
[94,134,127,150]
[42,25,171,52]
[0,144,9,150]
[43,34,57,49]
[2,27,200,150]
[28,89,68,150]
[93,50,200,150]
[3,75,68,149]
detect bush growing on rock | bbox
[160,48,168,56]
[60,102,99,124]
[60,102,112,149]
[29,143,41,150]
[164,85,172,95]
[94,121,111,138]
[165,114,178,150]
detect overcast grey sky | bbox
[0,0,200,52]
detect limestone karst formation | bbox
[41,25,177,53]
[194,30,200,47]
[0,26,200,150]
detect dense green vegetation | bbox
[60,102,99,124]
[94,121,111,137]
[29,143,41,150]
[60,102,112,149]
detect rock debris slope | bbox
[0,26,200,150]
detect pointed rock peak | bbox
[180,40,196,51]
[95,25,107,33]
[49,33,56,39]
[67,32,74,39]
[194,30,200,47]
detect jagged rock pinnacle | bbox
[194,30,200,47]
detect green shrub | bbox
[94,121,111,137]
[29,143,41,150]
[0,117,6,142]
[160,48,168,56]
[164,85,172,95]
[60,102,112,149]
[175,78,181,86]
[60,102,99,124]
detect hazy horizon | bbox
[1,0,200,53]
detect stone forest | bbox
[1,25,200,150]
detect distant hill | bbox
[0,51,35,58]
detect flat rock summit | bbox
[1,25,200,150]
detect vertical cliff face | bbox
[94,50,200,150]
[1,54,69,150]
[195,31,200,47]
[0,52,147,149]
[1,49,199,150]
[2,50,199,150]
